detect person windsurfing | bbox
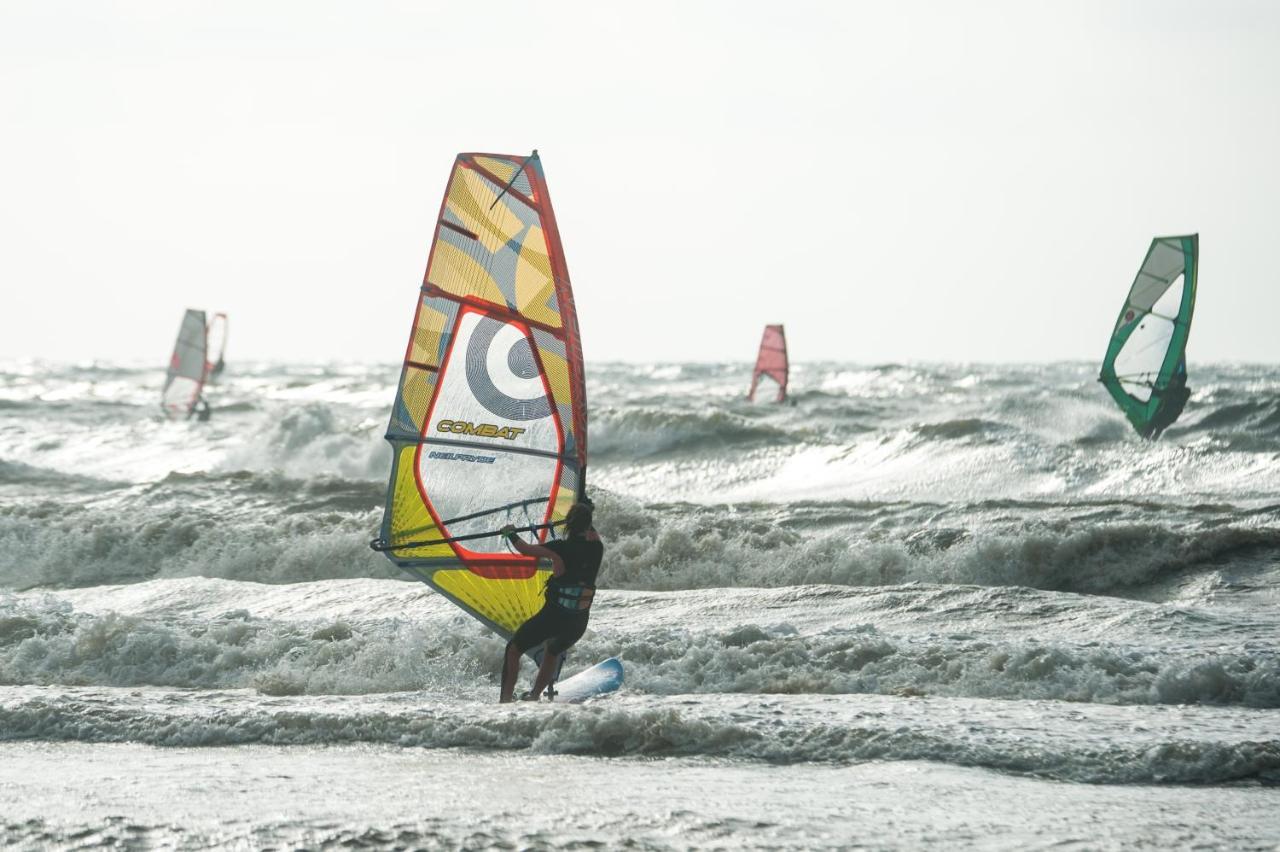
[192,397,212,422]
[1140,360,1190,439]
[498,502,602,703]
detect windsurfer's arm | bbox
[500,527,566,576]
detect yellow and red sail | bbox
[373,151,588,640]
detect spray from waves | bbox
[1,689,1276,784]
[0,471,396,589]
[595,494,1280,599]
[220,403,390,482]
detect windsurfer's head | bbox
[565,502,594,536]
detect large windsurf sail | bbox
[1099,234,1198,438]
[161,309,209,419]
[206,312,228,380]
[747,324,788,402]
[371,150,588,646]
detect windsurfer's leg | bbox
[528,651,562,700]
[528,618,588,698]
[503,607,557,702]
[499,640,522,703]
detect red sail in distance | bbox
[747,324,788,403]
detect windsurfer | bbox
[192,397,212,422]
[498,502,602,703]
[1142,365,1190,439]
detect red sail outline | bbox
[413,306,565,580]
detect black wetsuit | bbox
[510,535,603,656]
[1142,364,1191,439]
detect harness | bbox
[549,583,595,612]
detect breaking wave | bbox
[1,689,1276,784]
[2,585,1277,708]
[0,471,392,589]
[4,483,1279,597]
[598,496,1280,598]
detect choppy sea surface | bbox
[1,360,1278,849]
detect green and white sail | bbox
[1099,234,1198,436]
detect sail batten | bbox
[375,151,587,643]
[1100,234,1198,437]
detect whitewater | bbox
[1,360,1278,849]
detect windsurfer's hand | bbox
[500,524,518,541]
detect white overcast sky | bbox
[1,0,1277,364]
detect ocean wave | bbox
[221,403,390,481]
[1164,397,1280,451]
[0,480,394,589]
[909,418,1012,443]
[597,495,1280,597]
[617,622,1280,708]
[0,459,125,492]
[590,407,808,459]
[143,469,385,514]
[0,688,1275,784]
[3,591,1276,708]
[1187,398,1280,435]
[0,594,493,695]
[7,484,1279,595]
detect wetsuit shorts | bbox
[510,603,589,656]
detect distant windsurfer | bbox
[192,397,212,422]
[1141,362,1190,439]
[498,502,602,703]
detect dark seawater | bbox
[1,360,1278,849]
